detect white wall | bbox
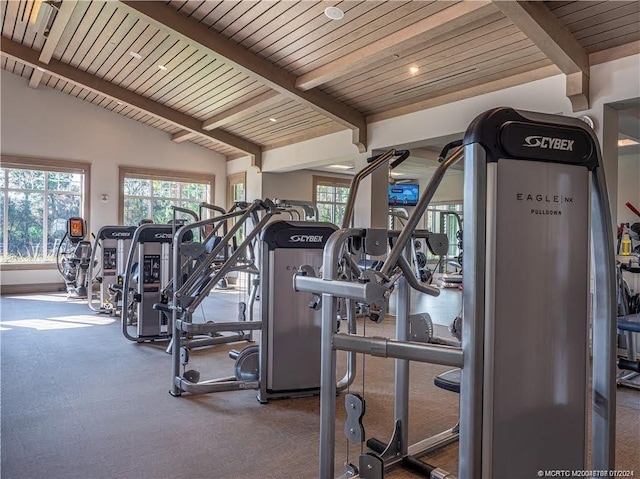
[261,170,352,202]
[261,129,359,173]
[227,157,262,203]
[419,173,464,204]
[1,70,228,286]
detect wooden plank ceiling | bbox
[1,1,639,168]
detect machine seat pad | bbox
[434,368,461,394]
[618,314,640,333]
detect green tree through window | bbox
[120,167,214,226]
[0,160,87,263]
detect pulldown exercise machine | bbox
[294,108,616,479]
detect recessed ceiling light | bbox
[36,66,46,72]
[129,51,142,59]
[409,66,420,75]
[116,101,123,105]
[618,138,639,147]
[327,164,353,170]
[269,118,277,122]
[157,65,167,71]
[392,54,400,59]
[324,6,344,20]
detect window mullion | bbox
[2,169,7,262]
[43,176,49,261]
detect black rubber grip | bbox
[618,358,640,373]
[365,438,386,454]
[152,303,171,313]
[438,140,463,163]
[366,149,410,167]
[389,150,410,169]
[401,456,436,476]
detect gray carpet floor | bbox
[1,289,638,479]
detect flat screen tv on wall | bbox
[388,184,419,206]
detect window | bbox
[313,176,351,226]
[227,172,246,209]
[119,166,214,226]
[0,156,90,264]
[227,172,246,243]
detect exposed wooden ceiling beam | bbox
[492,1,591,111]
[589,41,640,66]
[29,0,77,89]
[202,91,281,131]
[171,130,197,143]
[1,38,263,168]
[119,0,367,153]
[295,1,494,91]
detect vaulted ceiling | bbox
[2,1,639,169]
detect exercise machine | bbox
[274,198,319,221]
[294,108,616,478]
[427,209,463,288]
[87,225,136,315]
[120,223,177,341]
[56,217,92,299]
[168,199,279,396]
[257,219,339,401]
[168,153,417,400]
[617,259,640,390]
[168,199,348,400]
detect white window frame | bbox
[313,175,351,226]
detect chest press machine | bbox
[294,108,616,479]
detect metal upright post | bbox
[394,246,411,455]
[458,144,487,479]
[319,292,338,479]
[591,165,617,470]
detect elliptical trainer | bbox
[56,217,92,299]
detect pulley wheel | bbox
[415,251,427,269]
[419,268,432,284]
[234,345,260,381]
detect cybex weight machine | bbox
[87,225,136,315]
[121,223,176,341]
[294,108,616,479]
